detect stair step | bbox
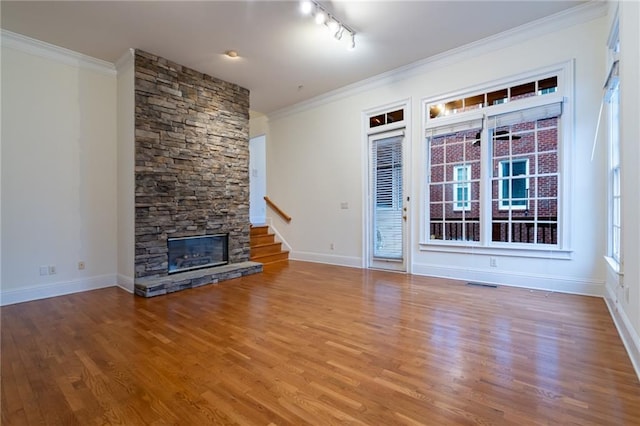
[250,233,275,247]
[251,242,282,258]
[251,251,289,264]
[250,225,269,236]
[249,224,289,264]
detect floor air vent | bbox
[466,282,498,288]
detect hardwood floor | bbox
[2,261,639,425]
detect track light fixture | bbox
[314,9,326,25]
[300,0,313,15]
[299,0,356,50]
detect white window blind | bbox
[604,60,620,102]
[489,102,562,127]
[426,118,483,138]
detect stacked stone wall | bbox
[134,50,250,278]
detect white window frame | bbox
[606,13,621,267]
[453,164,472,211]
[420,61,573,258]
[498,159,529,211]
[362,99,412,271]
[611,164,621,263]
[608,75,620,264]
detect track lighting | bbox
[327,19,339,34]
[300,0,313,15]
[299,0,356,50]
[314,9,326,25]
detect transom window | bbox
[370,108,404,128]
[423,66,570,252]
[428,76,557,119]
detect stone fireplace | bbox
[132,50,261,297]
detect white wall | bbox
[249,112,269,139]
[116,50,135,291]
[1,37,118,304]
[268,97,366,267]
[410,16,608,295]
[249,113,269,225]
[266,6,609,293]
[249,135,267,224]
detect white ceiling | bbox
[1,1,585,114]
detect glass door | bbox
[369,130,406,271]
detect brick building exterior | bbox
[429,116,559,244]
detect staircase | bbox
[250,225,289,264]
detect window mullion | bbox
[480,116,491,246]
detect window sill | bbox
[604,256,623,275]
[419,241,573,260]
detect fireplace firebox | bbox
[168,234,228,274]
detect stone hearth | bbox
[135,261,262,298]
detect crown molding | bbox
[1,29,116,76]
[268,1,607,121]
[115,48,135,73]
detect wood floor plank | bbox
[2,260,640,425]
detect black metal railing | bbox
[430,217,557,245]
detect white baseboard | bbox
[604,284,640,381]
[411,263,604,296]
[117,274,135,293]
[0,274,118,306]
[290,251,363,268]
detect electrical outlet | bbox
[39,266,48,276]
[78,261,86,270]
[48,265,56,275]
[490,257,497,268]
[330,243,335,250]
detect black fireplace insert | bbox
[168,234,228,274]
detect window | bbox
[427,120,481,242]
[612,160,621,262]
[489,105,560,245]
[453,165,471,211]
[606,70,620,262]
[606,19,621,264]
[428,76,558,119]
[370,108,404,128]
[424,66,568,251]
